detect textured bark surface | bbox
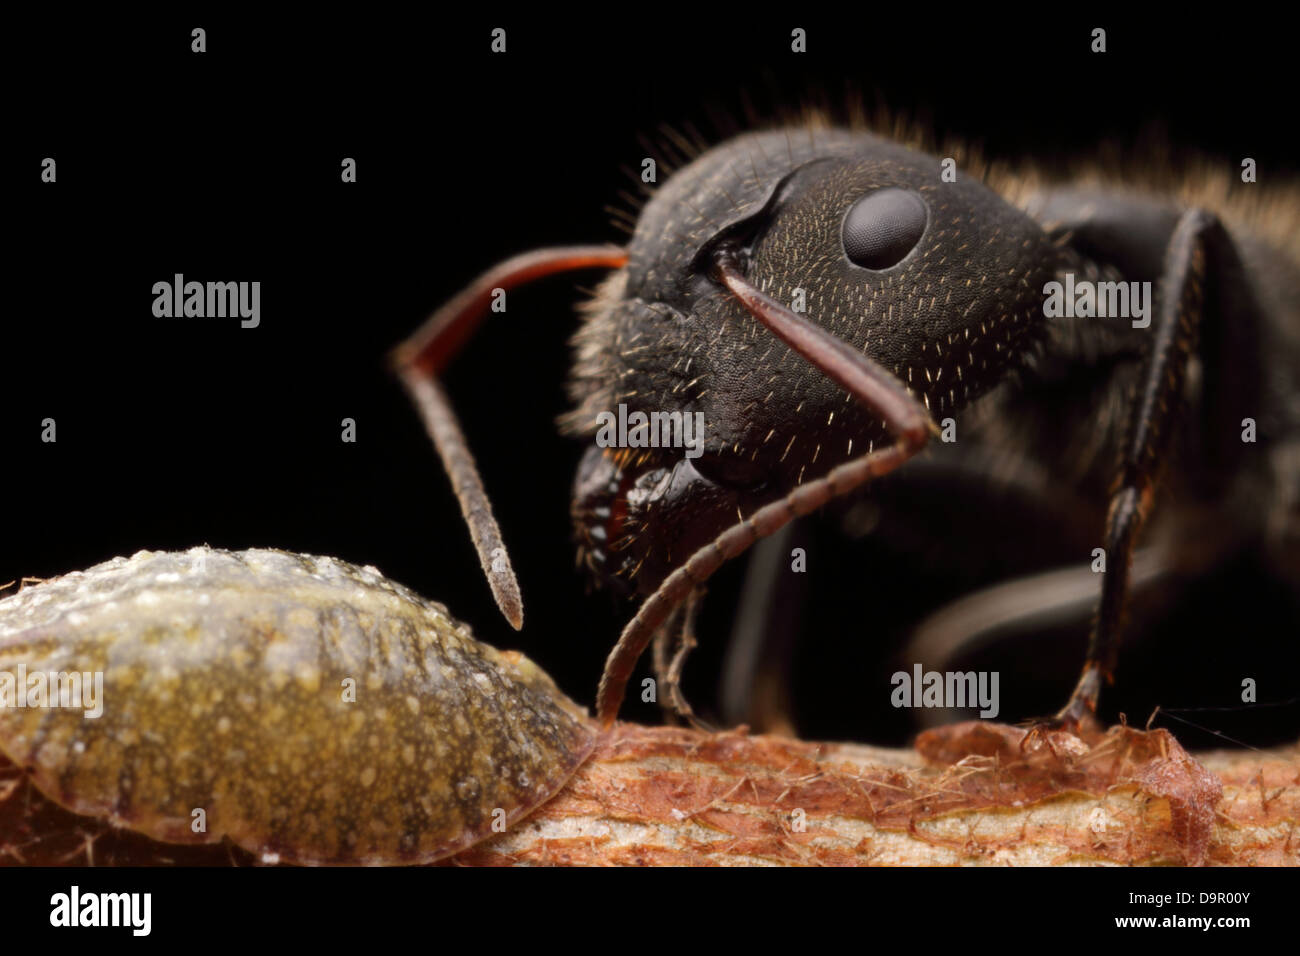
[2,721,1297,866]
[454,722,1298,866]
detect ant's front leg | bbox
[1058,208,1234,727]
[650,601,682,720]
[664,588,714,731]
[650,588,713,730]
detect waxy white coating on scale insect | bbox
[0,547,597,865]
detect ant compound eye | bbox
[841,188,928,270]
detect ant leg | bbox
[391,246,627,629]
[665,588,715,731]
[651,601,684,722]
[596,256,934,726]
[650,591,711,728]
[1058,209,1227,726]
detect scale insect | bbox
[0,548,596,865]
[393,120,1300,735]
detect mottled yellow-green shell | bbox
[0,548,597,864]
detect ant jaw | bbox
[571,446,646,597]
[573,445,757,601]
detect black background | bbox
[0,8,1297,936]
[6,8,1299,756]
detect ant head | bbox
[565,128,1060,596]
